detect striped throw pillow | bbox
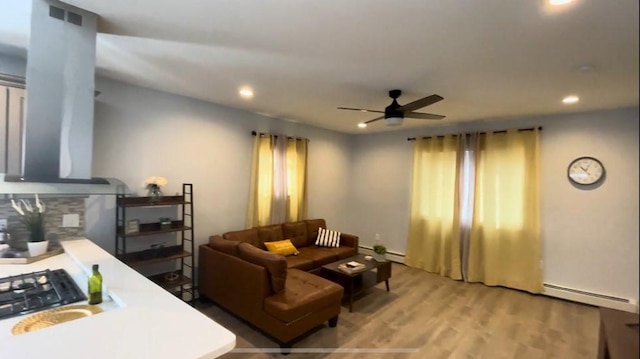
[315,228,341,248]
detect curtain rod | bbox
[251,131,309,142]
[406,126,542,142]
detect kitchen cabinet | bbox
[115,183,194,302]
[0,84,25,174]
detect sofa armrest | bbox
[198,244,271,310]
[340,233,359,249]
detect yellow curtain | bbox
[246,135,275,227]
[405,135,462,280]
[467,129,542,293]
[247,135,308,227]
[285,138,308,222]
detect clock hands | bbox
[579,165,591,175]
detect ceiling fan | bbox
[338,89,445,126]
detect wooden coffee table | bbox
[320,253,391,312]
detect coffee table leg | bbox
[385,280,390,292]
[349,281,354,312]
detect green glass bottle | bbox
[88,264,103,305]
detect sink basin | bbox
[11,304,103,335]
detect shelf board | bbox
[119,221,191,238]
[148,271,192,290]
[117,250,191,268]
[117,195,190,207]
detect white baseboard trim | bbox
[543,283,638,313]
[358,246,405,264]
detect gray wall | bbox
[86,78,353,261]
[4,51,636,306]
[349,107,639,303]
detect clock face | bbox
[568,157,605,185]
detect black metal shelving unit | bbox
[115,183,195,303]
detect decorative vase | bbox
[147,184,163,203]
[27,240,49,257]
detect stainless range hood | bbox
[0,0,129,195]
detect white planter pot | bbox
[28,240,49,257]
[373,253,387,262]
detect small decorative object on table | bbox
[337,261,366,274]
[164,271,179,282]
[373,244,387,262]
[159,217,172,230]
[144,176,168,203]
[11,194,49,257]
[125,220,140,234]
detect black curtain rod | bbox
[407,126,542,142]
[251,131,309,142]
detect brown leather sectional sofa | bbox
[198,219,359,347]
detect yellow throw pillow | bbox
[264,239,299,256]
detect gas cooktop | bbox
[0,269,86,320]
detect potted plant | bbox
[11,194,48,257]
[372,244,387,262]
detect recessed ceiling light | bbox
[357,123,367,128]
[578,64,594,72]
[239,87,254,99]
[549,0,573,5]
[562,95,579,104]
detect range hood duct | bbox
[0,0,128,195]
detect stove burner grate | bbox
[0,269,87,320]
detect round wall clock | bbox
[567,156,605,185]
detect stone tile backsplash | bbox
[0,197,85,244]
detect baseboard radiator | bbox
[543,283,638,313]
[358,245,405,263]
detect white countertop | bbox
[0,239,235,359]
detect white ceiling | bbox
[0,0,638,134]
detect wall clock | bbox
[567,156,605,185]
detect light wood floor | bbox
[196,263,599,359]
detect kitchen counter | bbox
[0,239,235,358]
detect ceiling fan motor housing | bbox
[385,90,404,125]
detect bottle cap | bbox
[92,264,99,271]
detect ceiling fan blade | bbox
[404,112,446,120]
[337,107,385,114]
[397,94,444,113]
[364,115,385,124]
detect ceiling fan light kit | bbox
[338,89,445,127]
[385,117,404,126]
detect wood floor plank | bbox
[197,263,599,358]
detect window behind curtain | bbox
[247,134,308,227]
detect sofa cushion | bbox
[282,221,308,248]
[209,235,240,256]
[257,225,284,250]
[285,256,315,271]
[297,246,338,266]
[313,245,357,260]
[315,228,341,248]
[223,228,260,248]
[264,269,343,323]
[305,219,327,246]
[264,239,299,256]
[237,242,287,293]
